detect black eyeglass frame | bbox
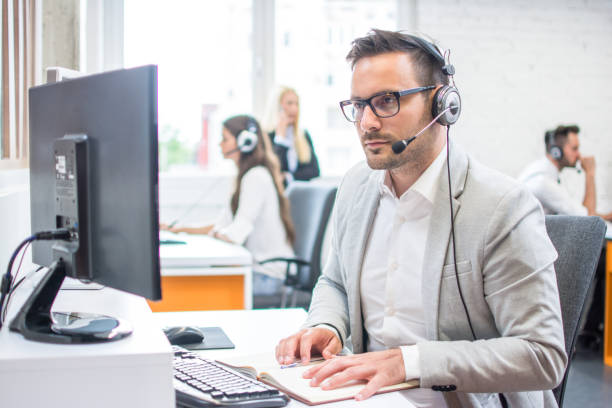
[339,85,436,123]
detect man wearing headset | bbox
[275,29,566,407]
[519,125,612,220]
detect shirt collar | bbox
[378,144,447,204]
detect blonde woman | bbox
[162,115,295,296]
[264,86,320,184]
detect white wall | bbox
[404,0,612,211]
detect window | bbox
[0,0,37,170]
[124,0,401,176]
[124,0,253,174]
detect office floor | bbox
[564,348,612,407]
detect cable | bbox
[446,126,477,340]
[0,228,72,328]
[1,242,32,323]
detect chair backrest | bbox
[287,182,337,292]
[544,215,606,406]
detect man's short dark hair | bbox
[545,124,580,148]
[346,29,449,87]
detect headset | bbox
[226,120,259,155]
[409,35,461,126]
[237,128,258,153]
[545,129,563,161]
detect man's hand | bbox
[580,155,596,174]
[275,328,342,365]
[302,349,406,401]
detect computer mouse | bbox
[163,326,205,345]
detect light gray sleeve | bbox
[418,186,567,392]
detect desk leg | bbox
[605,241,612,366]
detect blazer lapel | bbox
[345,170,381,353]
[421,142,468,340]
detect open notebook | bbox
[217,352,418,406]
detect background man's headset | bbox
[545,129,564,161]
[391,35,478,342]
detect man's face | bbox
[561,132,580,167]
[350,52,436,170]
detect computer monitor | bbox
[10,65,161,344]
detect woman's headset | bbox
[236,121,259,154]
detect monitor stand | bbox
[9,259,132,344]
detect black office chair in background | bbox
[544,215,606,407]
[254,182,337,309]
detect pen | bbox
[280,356,326,369]
[280,362,301,369]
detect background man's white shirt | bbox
[518,157,587,216]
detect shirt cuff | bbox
[400,345,420,381]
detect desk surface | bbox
[153,309,418,408]
[160,232,252,269]
[1,279,174,408]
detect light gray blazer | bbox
[305,142,567,407]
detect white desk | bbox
[153,309,417,408]
[155,233,253,311]
[0,278,174,408]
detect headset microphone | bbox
[391,106,454,154]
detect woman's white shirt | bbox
[213,166,294,279]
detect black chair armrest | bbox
[259,257,309,267]
[258,257,310,287]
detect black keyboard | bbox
[172,346,289,408]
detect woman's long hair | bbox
[262,86,312,163]
[223,115,295,244]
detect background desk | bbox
[153,309,417,407]
[150,234,253,312]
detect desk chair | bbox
[545,215,606,407]
[255,182,337,309]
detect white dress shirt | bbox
[518,157,587,216]
[358,147,448,408]
[212,166,294,279]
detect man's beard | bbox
[362,130,429,170]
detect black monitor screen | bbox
[28,65,161,301]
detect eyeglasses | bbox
[339,86,435,123]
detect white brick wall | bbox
[404,0,612,211]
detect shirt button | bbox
[389,261,398,271]
[385,306,395,316]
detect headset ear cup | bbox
[549,145,563,161]
[432,86,461,126]
[237,129,258,153]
